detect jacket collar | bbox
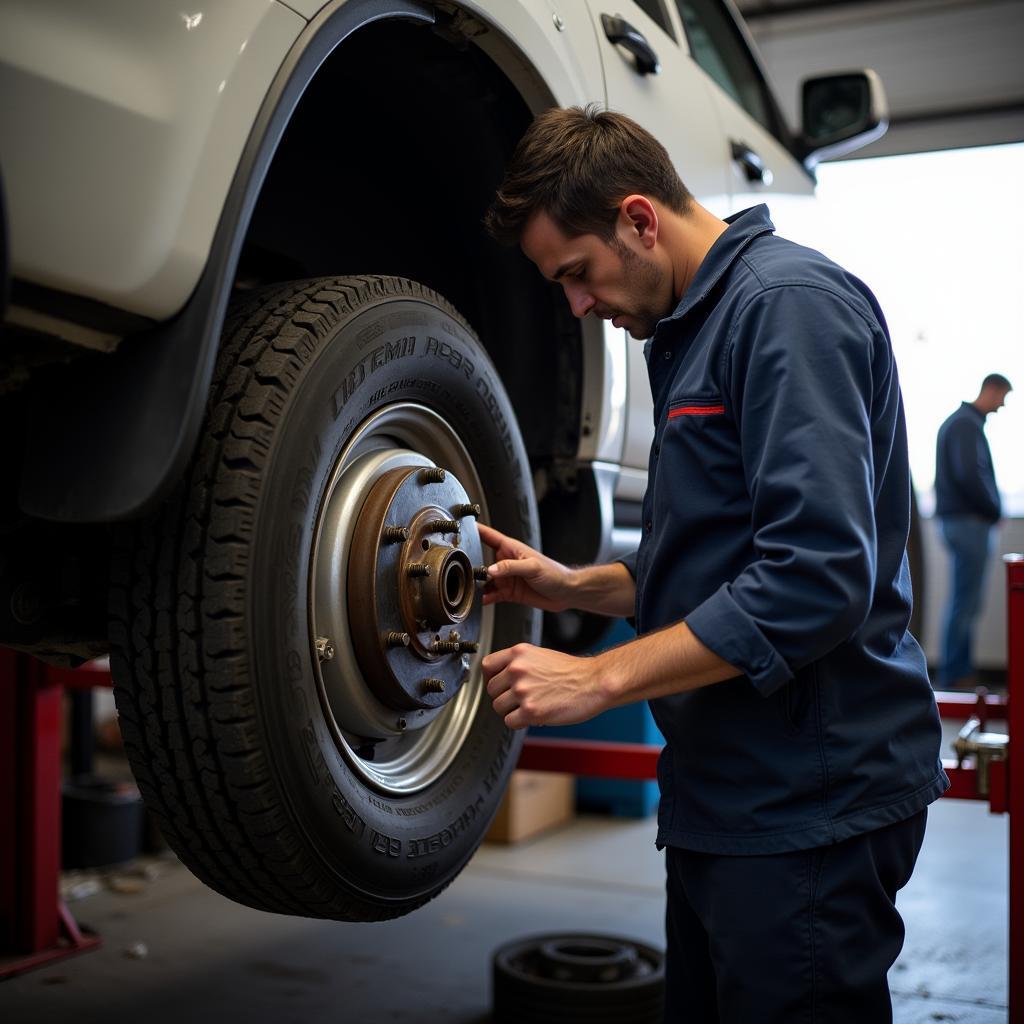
[658,205,776,328]
[961,401,985,423]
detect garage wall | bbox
[737,0,1024,157]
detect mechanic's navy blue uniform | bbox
[619,206,946,1022]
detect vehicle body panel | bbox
[0,0,303,319]
[1,0,873,549]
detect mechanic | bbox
[935,373,1012,688]
[479,106,947,1023]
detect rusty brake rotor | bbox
[347,466,486,713]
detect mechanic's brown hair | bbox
[485,105,693,246]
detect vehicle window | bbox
[633,0,677,40]
[675,0,778,135]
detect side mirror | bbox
[798,69,888,169]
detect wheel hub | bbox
[309,402,494,794]
[347,466,486,713]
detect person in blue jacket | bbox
[935,374,1012,687]
[480,106,947,1024]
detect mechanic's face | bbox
[521,209,671,340]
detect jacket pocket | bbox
[780,664,819,735]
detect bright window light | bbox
[774,143,1024,516]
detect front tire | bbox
[110,276,539,920]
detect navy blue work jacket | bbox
[935,402,1001,522]
[620,205,947,855]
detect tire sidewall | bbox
[250,287,539,908]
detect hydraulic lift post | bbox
[0,650,99,978]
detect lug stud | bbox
[385,631,411,648]
[315,636,335,662]
[426,518,460,534]
[452,503,482,518]
[420,467,446,484]
[382,526,410,543]
[407,563,432,578]
[459,641,480,654]
[474,566,490,582]
[422,678,446,694]
[431,640,462,654]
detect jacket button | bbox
[662,350,672,361]
[653,444,660,457]
[645,520,653,532]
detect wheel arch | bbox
[20,0,597,533]
[18,0,438,523]
[238,8,589,530]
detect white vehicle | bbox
[0,0,886,921]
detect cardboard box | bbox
[484,770,575,844]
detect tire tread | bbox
[110,277,471,920]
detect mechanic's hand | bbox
[477,523,575,613]
[483,643,610,729]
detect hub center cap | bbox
[347,466,486,712]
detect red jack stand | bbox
[0,650,100,978]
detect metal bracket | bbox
[953,689,1009,799]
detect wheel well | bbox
[0,14,590,662]
[238,17,581,471]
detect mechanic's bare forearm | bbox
[567,561,637,618]
[597,620,740,706]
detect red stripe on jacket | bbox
[668,404,725,419]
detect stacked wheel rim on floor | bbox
[492,932,665,1024]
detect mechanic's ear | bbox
[621,195,659,250]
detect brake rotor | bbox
[347,466,486,713]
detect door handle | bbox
[730,141,774,186]
[601,14,661,75]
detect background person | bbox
[934,373,1012,688]
[479,106,946,1024]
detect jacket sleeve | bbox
[684,285,883,696]
[617,550,639,579]
[947,419,1001,521]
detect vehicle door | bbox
[666,0,815,224]
[580,0,733,493]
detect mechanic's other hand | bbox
[483,643,609,730]
[477,523,575,613]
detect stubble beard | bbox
[610,239,672,340]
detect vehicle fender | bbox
[19,0,436,523]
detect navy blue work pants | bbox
[664,810,927,1023]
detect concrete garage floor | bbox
[1,778,1009,1024]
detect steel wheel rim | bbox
[309,402,493,796]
